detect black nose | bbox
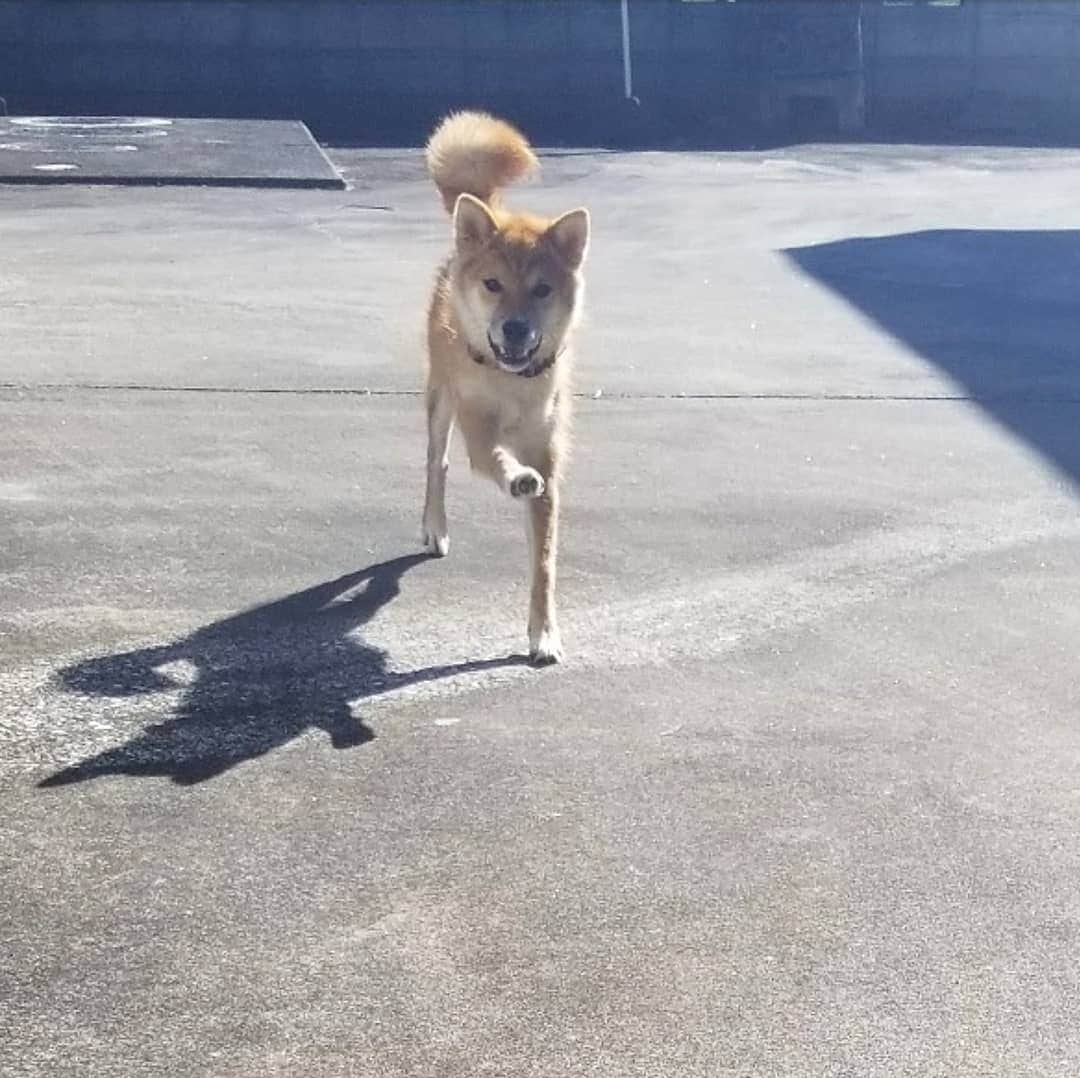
[502,319,530,346]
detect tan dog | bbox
[421,112,590,665]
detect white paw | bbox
[529,626,563,666]
[509,469,545,499]
[421,526,449,557]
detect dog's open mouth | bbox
[489,334,543,371]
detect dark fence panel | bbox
[865,0,1080,138]
[0,1,1078,145]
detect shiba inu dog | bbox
[421,112,590,665]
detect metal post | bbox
[621,0,634,101]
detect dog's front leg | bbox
[492,446,546,500]
[457,410,543,499]
[422,384,453,556]
[527,481,562,665]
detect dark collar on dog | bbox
[469,347,561,379]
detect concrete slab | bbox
[2,143,1080,1076]
[0,116,345,189]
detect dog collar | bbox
[469,347,561,379]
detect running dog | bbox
[420,112,590,665]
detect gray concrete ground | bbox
[2,143,1080,1077]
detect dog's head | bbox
[449,194,590,375]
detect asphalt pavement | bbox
[2,141,1080,1077]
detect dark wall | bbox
[0,0,630,143]
[0,1,1078,146]
[867,1,1080,138]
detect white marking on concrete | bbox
[0,482,39,502]
[32,163,78,172]
[1,143,139,153]
[11,117,172,129]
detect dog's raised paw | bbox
[510,469,545,499]
[421,528,450,557]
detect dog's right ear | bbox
[454,193,498,249]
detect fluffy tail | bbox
[426,111,538,214]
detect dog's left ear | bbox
[546,208,590,270]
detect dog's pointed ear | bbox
[454,193,498,249]
[546,208,590,269]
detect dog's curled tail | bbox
[426,111,537,214]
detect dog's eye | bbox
[531,282,552,299]
[483,278,502,294]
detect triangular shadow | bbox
[785,229,1080,484]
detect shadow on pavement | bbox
[41,554,526,787]
[785,229,1080,485]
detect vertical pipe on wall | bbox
[854,0,867,131]
[621,0,634,100]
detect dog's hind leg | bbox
[527,480,562,665]
[421,384,454,557]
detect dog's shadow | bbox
[41,553,526,787]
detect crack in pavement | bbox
[4,382,1080,403]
